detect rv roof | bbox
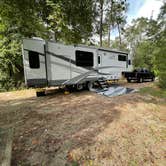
[77,44,128,55]
[48,41,128,55]
[23,38,128,55]
[48,40,128,55]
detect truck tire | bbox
[127,79,131,83]
[137,77,143,83]
[151,77,155,82]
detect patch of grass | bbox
[71,161,79,166]
[139,86,166,98]
[128,160,138,166]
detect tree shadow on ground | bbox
[0,90,146,165]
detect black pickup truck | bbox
[122,69,155,83]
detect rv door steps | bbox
[98,77,109,90]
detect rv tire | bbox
[76,84,84,91]
[87,81,95,91]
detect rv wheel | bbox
[76,84,84,91]
[87,81,95,91]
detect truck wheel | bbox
[138,77,143,83]
[127,79,131,83]
[151,77,155,82]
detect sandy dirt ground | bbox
[0,82,165,166]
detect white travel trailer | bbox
[22,38,132,91]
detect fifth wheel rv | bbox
[22,38,132,93]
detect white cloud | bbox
[137,0,163,19]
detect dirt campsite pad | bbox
[0,82,165,166]
[0,127,13,166]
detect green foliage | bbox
[110,37,128,51]
[0,36,21,72]
[0,0,94,91]
[140,87,166,98]
[133,41,154,70]
[0,0,47,38]
[102,0,128,47]
[153,2,166,88]
[124,17,150,53]
[46,0,94,44]
[153,31,166,88]
[123,2,166,88]
[0,0,48,91]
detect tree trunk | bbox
[8,64,13,77]
[99,0,103,47]
[107,25,111,47]
[117,22,122,48]
[108,0,114,47]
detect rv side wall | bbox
[46,41,98,86]
[98,50,131,80]
[22,38,133,88]
[23,39,47,87]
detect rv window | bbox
[118,55,126,61]
[76,50,93,67]
[98,56,101,64]
[28,51,40,69]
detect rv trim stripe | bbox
[46,51,76,65]
[27,79,68,87]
